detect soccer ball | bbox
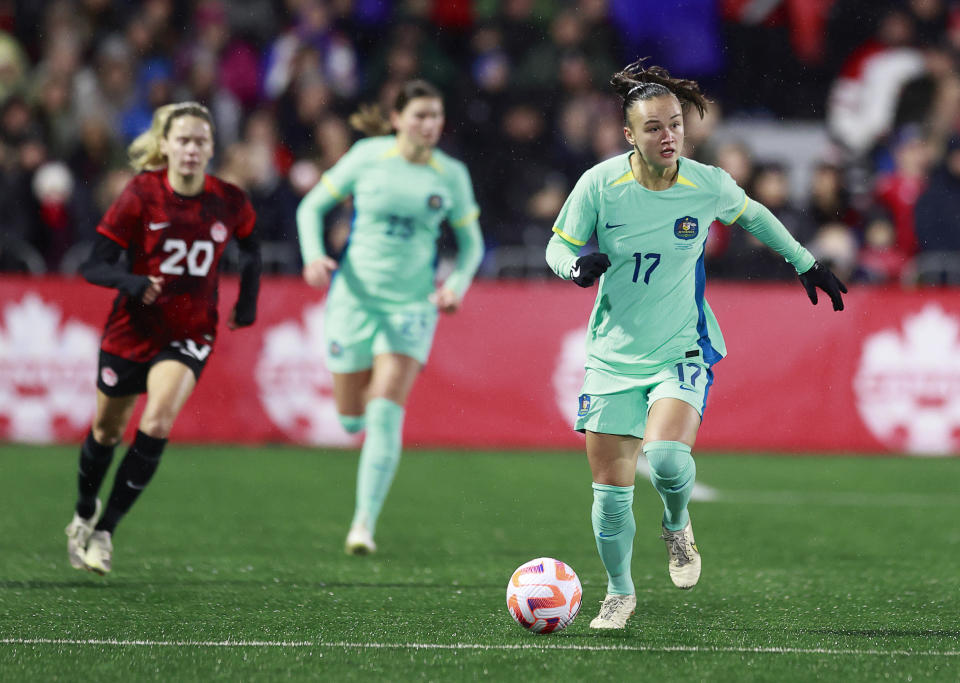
[506,557,582,633]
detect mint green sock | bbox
[351,398,404,534]
[338,414,365,434]
[591,483,636,596]
[643,440,695,531]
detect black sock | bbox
[96,430,167,534]
[77,431,116,519]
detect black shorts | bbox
[97,344,210,397]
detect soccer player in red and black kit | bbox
[64,102,261,574]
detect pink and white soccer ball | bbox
[506,557,582,633]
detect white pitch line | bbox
[712,490,960,508]
[2,639,958,657]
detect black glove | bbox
[570,253,611,287]
[798,261,847,311]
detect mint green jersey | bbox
[297,135,481,308]
[549,153,810,376]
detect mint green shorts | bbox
[324,294,438,373]
[574,361,714,438]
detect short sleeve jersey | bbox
[97,169,256,361]
[318,135,480,308]
[553,154,747,375]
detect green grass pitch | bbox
[0,445,958,681]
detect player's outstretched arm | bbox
[798,261,847,311]
[229,232,262,329]
[80,234,152,299]
[736,199,847,312]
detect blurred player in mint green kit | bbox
[297,80,484,555]
[546,60,847,629]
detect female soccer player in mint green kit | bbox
[297,80,484,555]
[546,60,846,629]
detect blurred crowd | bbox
[1,0,959,285]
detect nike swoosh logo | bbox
[126,480,147,490]
[598,532,616,538]
[148,221,170,231]
[605,222,625,229]
[571,265,581,278]
[679,386,696,392]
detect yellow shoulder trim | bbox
[451,209,480,228]
[676,174,698,188]
[428,157,445,173]
[321,175,344,201]
[381,146,401,159]
[722,197,749,225]
[610,170,634,186]
[552,226,587,246]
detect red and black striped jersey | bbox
[97,170,255,361]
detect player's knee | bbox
[591,483,635,528]
[91,422,124,446]
[643,441,695,489]
[338,414,365,434]
[138,412,177,439]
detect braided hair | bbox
[610,58,708,125]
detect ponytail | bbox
[610,58,708,124]
[127,101,214,171]
[348,104,393,137]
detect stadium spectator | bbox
[704,140,754,274]
[514,8,617,99]
[72,35,138,138]
[873,126,931,258]
[121,58,176,143]
[472,98,552,247]
[30,69,78,159]
[721,0,830,116]
[495,0,544,68]
[857,209,908,283]
[245,138,301,259]
[0,30,28,102]
[296,80,484,556]
[175,47,243,151]
[243,107,294,176]
[64,102,262,575]
[31,160,77,270]
[189,0,261,108]
[262,0,359,102]
[1,95,47,251]
[826,6,925,158]
[807,221,859,284]
[915,136,960,253]
[312,114,352,171]
[807,160,857,228]
[277,73,335,158]
[545,59,845,631]
[725,162,816,280]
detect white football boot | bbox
[65,499,102,570]
[589,593,637,629]
[83,530,113,575]
[661,520,701,589]
[345,523,376,555]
